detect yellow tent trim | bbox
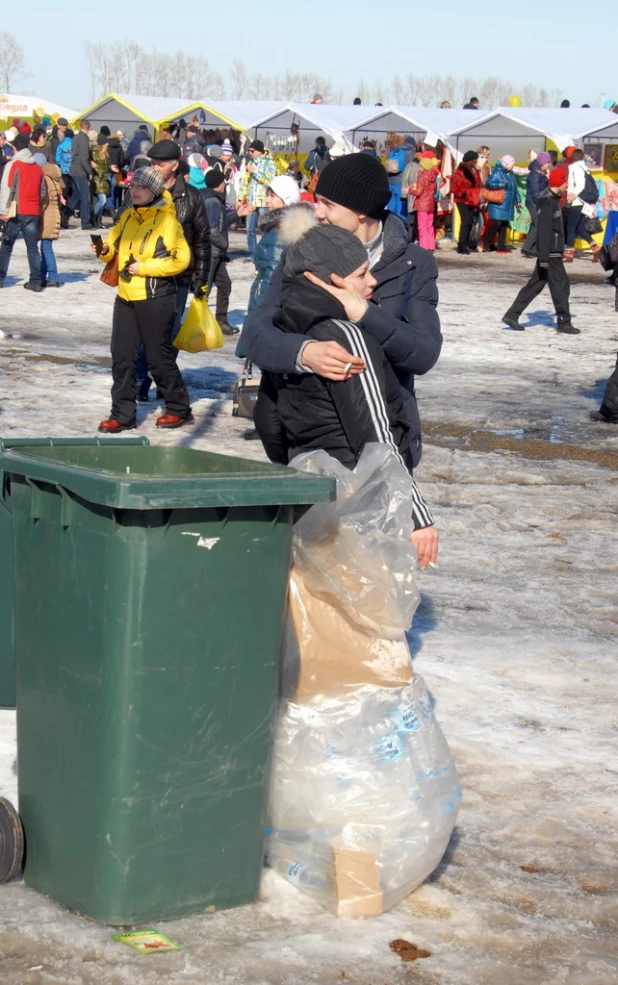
[70,93,161,128]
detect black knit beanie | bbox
[315,154,391,219]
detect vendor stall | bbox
[0,93,77,129]
[250,103,369,155]
[70,93,194,139]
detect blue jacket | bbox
[55,136,73,175]
[486,162,520,221]
[525,159,548,210]
[248,212,284,315]
[240,211,442,468]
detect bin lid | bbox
[0,445,336,510]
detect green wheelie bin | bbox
[0,436,149,709]
[0,443,334,924]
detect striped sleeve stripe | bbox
[336,319,434,529]
[335,320,405,466]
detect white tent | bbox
[250,103,370,153]
[0,93,77,122]
[350,106,479,151]
[449,107,618,162]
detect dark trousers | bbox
[64,175,91,228]
[565,205,593,248]
[523,204,539,255]
[408,210,418,243]
[135,282,190,396]
[504,257,571,324]
[211,259,232,318]
[0,215,41,284]
[110,294,191,424]
[484,218,509,251]
[600,352,618,420]
[456,203,475,252]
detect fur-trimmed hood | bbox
[257,202,313,235]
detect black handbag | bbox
[232,360,260,420]
[584,215,603,235]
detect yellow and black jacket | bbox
[102,192,191,302]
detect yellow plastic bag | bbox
[174,297,224,353]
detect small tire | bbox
[0,797,24,883]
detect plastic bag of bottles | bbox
[267,445,460,915]
[267,675,461,915]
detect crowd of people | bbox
[0,111,616,460]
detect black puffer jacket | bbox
[107,138,125,171]
[241,211,442,468]
[526,159,548,209]
[255,277,433,529]
[117,174,211,288]
[537,188,565,262]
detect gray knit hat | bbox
[130,166,164,197]
[280,207,368,284]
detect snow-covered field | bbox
[1,228,617,985]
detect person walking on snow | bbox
[501,168,579,335]
[564,149,600,262]
[36,152,63,287]
[522,151,551,257]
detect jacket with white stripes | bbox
[254,278,434,529]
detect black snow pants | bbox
[504,257,571,325]
[110,294,191,425]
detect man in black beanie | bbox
[240,152,442,473]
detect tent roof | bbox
[449,106,618,143]
[0,93,77,120]
[74,93,198,125]
[250,102,367,132]
[165,100,284,130]
[351,106,480,136]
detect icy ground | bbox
[1,229,617,985]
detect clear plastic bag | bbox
[290,444,420,639]
[268,445,460,915]
[268,676,461,915]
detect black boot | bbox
[556,322,581,335]
[502,314,524,331]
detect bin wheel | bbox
[0,797,24,884]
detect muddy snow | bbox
[1,228,617,985]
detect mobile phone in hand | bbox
[90,234,104,257]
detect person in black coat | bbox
[240,153,442,471]
[502,169,579,334]
[201,169,237,335]
[522,152,551,257]
[255,209,438,567]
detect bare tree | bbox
[0,32,30,92]
[230,59,247,100]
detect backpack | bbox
[580,170,599,205]
[385,147,406,175]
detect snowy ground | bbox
[1,228,617,985]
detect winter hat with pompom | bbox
[280,206,368,284]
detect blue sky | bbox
[8,2,615,111]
